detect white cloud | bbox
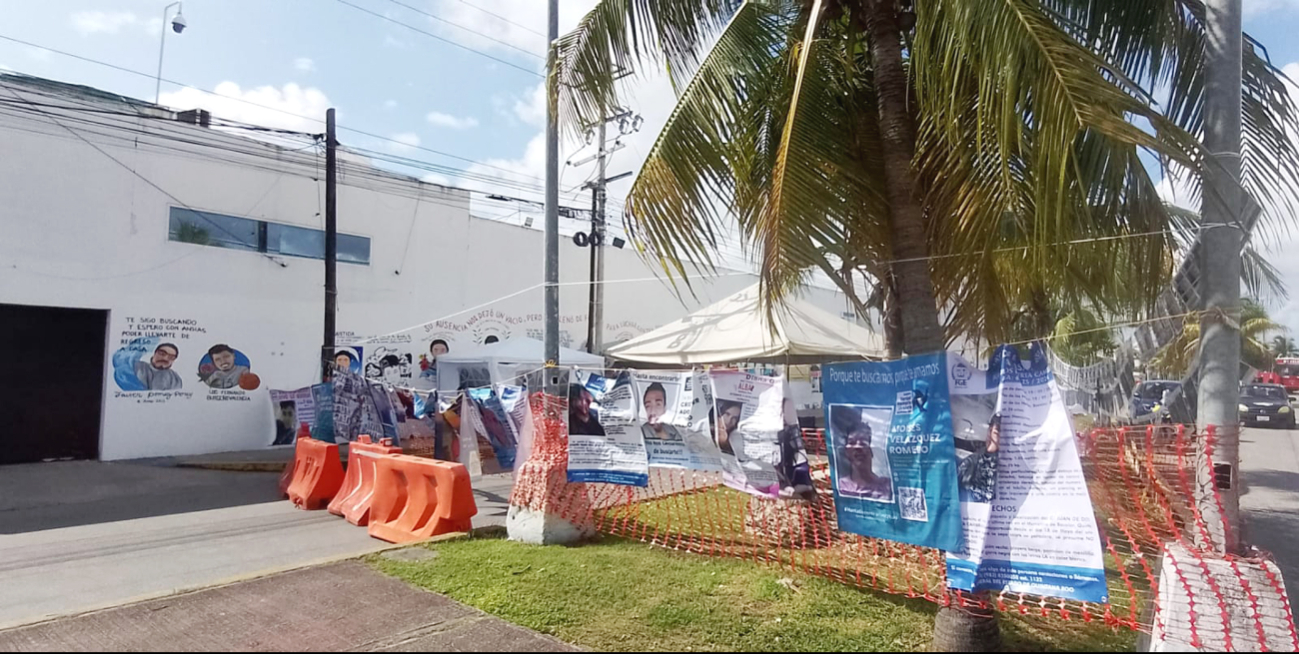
[390,132,422,152]
[294,57,316,72]
[428,0,588,57]
[421,172,453,186]
[513,82,546,128]
[384,99,399,110]
[426,111,480,130]
[158,82,333,133]
[71,10,141,35]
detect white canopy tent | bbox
[436,336,605,392]
[606,284,887,366]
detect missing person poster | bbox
[566,370,649,486]
[269,387,315,446]
[634,372,724,471]
[466,385,523,471]
[944,344,1107,603]
[822,353,962,551]
[710,370,786,499]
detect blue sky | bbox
[4,0,1299,333]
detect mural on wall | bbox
[331,346,364,375]
[363,346,413,384]
[111,316,210,403]
[198,344,258,390]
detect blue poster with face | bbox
[822,353,963,551]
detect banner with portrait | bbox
[633,371,723,472]
[566,370,649,486]
[709,370,786,499]
[269,387,314,446]
[944,344,1107,603]
[822,353,963,551]
[463,385,525,473]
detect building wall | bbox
[0,77,852,460]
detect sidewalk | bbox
[0,559,576,652]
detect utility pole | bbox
[1197,0,1244,555]
[323,108,338,382]
[543,0,560,381]
[576,109,637,355]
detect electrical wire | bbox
[330,0,543,77]
[447,0,546,38]
[375,0,544,60]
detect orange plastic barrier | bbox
[328,435,401,525]
[368,455,477,544]
[286,436,345,511]
[278,423,313,498]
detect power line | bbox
[330,0,543,77]
[447,0,546,38]
[376,0,544,59]
[0,36,544,181]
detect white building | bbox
[0,73,853,463]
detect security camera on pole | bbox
[155,2,188,104]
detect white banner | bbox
[566,370,649,486]
[711,370,785,498]
[634,371,723,471]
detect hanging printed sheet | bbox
[269,386,315,446]
[709,370,786,499]
[944,344,1107,603]
[465,385,524,472]
[566,370,649,486]
[822,353,962,551]
[633,371,723,471]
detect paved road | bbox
[0,461,513,629]
[1239,426,1299,599]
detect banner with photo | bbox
[464,385,525,473]
[269,387,315,446]
[633,371,723,472]
[944,344,1107,603]
[709,370,786,499]
[566,370,649,486]
[822,353,963,551]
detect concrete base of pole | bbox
[506,504,595,546]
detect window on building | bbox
[168,207,370,265]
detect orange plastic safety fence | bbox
[507,392,1296,645]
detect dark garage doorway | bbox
[0,303,107,464]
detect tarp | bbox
[607,284,886,365]
[435,336,604,392]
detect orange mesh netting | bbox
[507,393,1297,646]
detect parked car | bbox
[1239,383,1296,429]
[1132,380,1183,423]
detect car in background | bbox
[1239,383,1295,429]
[1132,380,1183,422]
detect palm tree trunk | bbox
[860,0,1000,649]
[860,0,945,356]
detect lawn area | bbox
[372,535,1136,652]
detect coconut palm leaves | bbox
[553,0,1299,350]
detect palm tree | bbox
[553,0,1299,646]
[1150,299,1284,378]
[1271,335,1297,360]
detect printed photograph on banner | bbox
[635,372,723,471]
[712,398,744,456]
[828,405,894,503]
[566,369,649,486]
[269,387,315,446]
[950,392,1000,504]
[821,354,962,551]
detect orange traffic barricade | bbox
[368,455,477,544]
[328,435,401,526]
[286,436,345,511]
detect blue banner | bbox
[822,353,963,551]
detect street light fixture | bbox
[155,2,187,104]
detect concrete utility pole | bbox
[543,0,561,380]
[1197,0,1244,555]
[579,112,634,355]
[323,108,338,382]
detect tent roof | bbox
[436,336,605,366]
[606,284,886,365]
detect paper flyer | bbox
[944,344,1108,603]
[634,371,723,471]
[566,370,650,486]
[269,386,315,446]
[822,353,963,551]
[710,370,785,499]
